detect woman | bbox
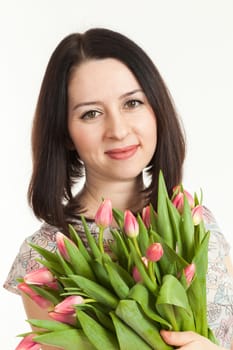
[4,28,233,349]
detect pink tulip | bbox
[46,281,60,290]
[54,295,84,314]
[172,189,194,213]
[191,205,203,225]
[142,205,151,229]
[95,199,113,228]
[146,243,164,262]
[24,267,55,285]
[49,311,76,325]
[56,231,76,261]
[17,282,53,309]
[184,263,196,286]
[124,210,139,237]
[132,256,148,282]
[18,282,38,297]
[15,334,40,350]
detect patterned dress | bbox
[3,208,233,349]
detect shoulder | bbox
[26,222,59,251]
[3,222,60,295]
[203,206,230,259]
[3,218,100,295]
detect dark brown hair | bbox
[28,27,185,230]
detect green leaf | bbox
[110,312,152,350]
[137,214,150,255]
[187,277,207,336]
[208,327,219,344]
[116,299,173,350]
[68,224,93,264]
[29,285,61,305]
[69,275,119,309]
[107,260,134,287]
[35,257,65,276]
[76,303,115,332]
[55,250,74,275]
[149,203,157,232]
[112,208,124,230]
[34,329,96,350]
[110,229,129,269]
[64,238,96,281]
[29,242,58,263]
[128,283,172,329]
[150,229,188,275]
[157,170,174,248]
[180,195,195,261]
[91,259,113,290]
[188,231,210,336]
[105,262,129,299]
[166,197,182,254]
[59,276,82,290]
[77,309,120,350]
[156,274,195,331]
[27,318,72,331]
[193,231,210,279]
[81,215,102,259]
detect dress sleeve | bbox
[3,223,58,295]
[204,206,233,349]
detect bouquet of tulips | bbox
[16,171,218,350]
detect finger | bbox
[160,330,201,346]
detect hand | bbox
[160,330,226,350]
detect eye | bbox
[81,110,101,120]
[124,99,143,109]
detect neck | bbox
[77,174,145,219]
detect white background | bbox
[1,1,233,349]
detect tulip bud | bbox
[146,243,164,262]
[192,205,203,225]
[132,256,148,282]
[15,334,40,350]
[46,281,60,290]
[142,205,151,229]
[54,295,84,314]
[56,231,76,261]
[24,267,55,285]
[124,210,139,237]
[18,282,38,297]
[184,263,196,286]
[95,199,113,228]
[18,282,53,309]
[49,311,76,325]
[172,190,194,213]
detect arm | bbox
[21,292,62,350]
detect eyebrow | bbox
[72,88,143,111]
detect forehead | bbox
[68,58,141,100]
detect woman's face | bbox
[67,58,157,183]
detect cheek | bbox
[141,115,157,150]
[69,126,100,159]
[68,128,88,155]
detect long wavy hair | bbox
[28,27,186,231]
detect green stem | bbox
[132,237,141,257]
[98,227,104,254]
[148,261,155,283]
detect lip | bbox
[105,145,139,160]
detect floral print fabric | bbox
[3,208,233,348]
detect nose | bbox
[104,109,130,140]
